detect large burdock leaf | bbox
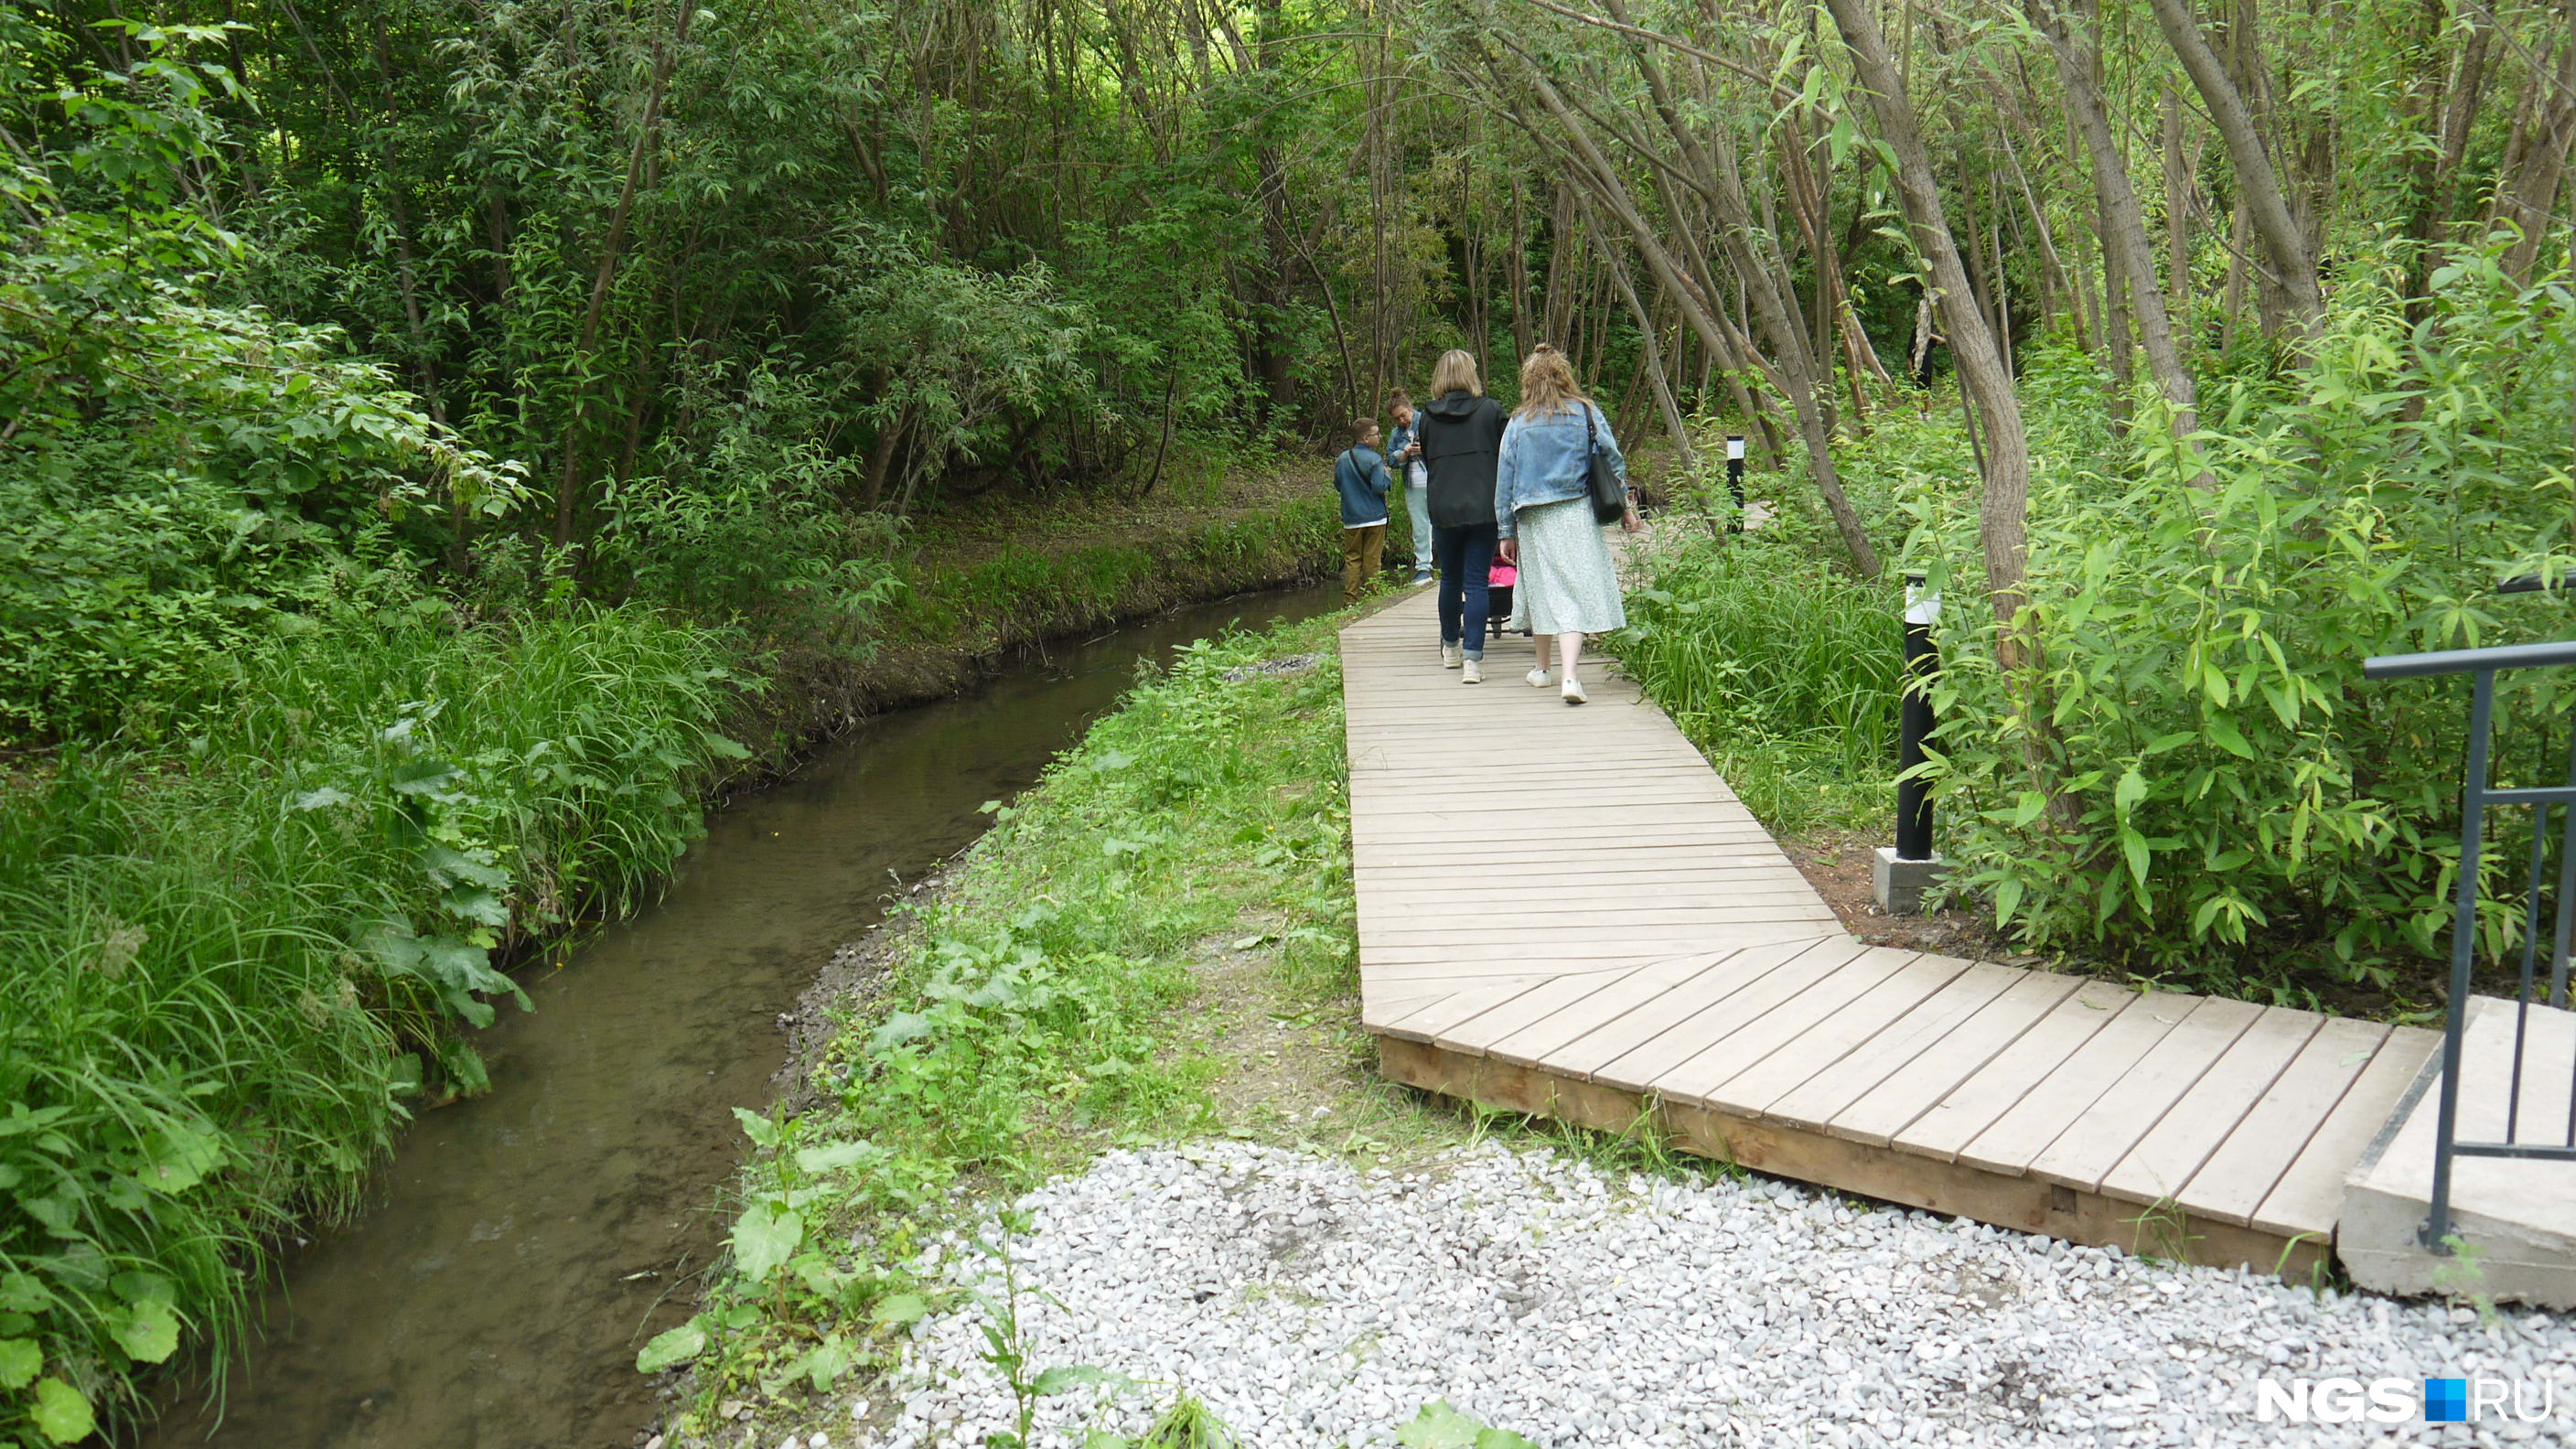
[635,1321,705,1373]
[729,1201,803,1283]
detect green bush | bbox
[0,600,741,1442]
[1920,250,2576,993]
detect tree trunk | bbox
[2147,0,2325,335]
[2033,0,2206,475]
[1821,0,2031,627]
[2498,27,2576,284]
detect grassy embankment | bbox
[0,467,1338,1446]
[649,605,1702,1449]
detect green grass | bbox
[0,596,742,1444]
[886,491,1342,651]
[1614,529,1902,837]
[650,609,1361,1440]
[656,603,1752,1447]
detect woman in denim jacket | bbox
[1495,345,1642,704]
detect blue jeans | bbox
[1433,522,1497,657]
[1406,481,1433,574]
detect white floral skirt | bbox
[1508,497,1627,636]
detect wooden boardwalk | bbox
[1343,585,2440,1274]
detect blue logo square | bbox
[2425,1378,2468,1422]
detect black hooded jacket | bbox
[1415,390,1508,531]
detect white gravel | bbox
[857,1142,2575,1447]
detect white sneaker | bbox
[1461,659,1483,684]
[1525,666,1552,688]
[1562,676,1588,704]
[1441,642,1463,670]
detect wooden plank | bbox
[1884,978,2134,1158]
[1481,950,1742,1066]
[2098,1006,2324,1207]
[2250,1025,2438,1238]
[1788,962,2037,1141]
[1956,994,2190,1176]
[1549,938,1864,1079]
[1648,947,1926,1104]
[1711,953,1979,1115]
[1591,940,1884,1093]
[2178,1016,2388,1227]
[1380,978,1561,1044]
[2023,995,2265,1192]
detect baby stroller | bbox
[1485,556,1523,642]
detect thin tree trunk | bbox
[2147,0,2325,335]
[2499,28,2576,284]
[2033,0,2207,478]
[1822,0,2032,628]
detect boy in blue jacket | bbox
[1334,418,1394,604]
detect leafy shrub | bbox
[1920,251,2576,993]
[591,366,898,641]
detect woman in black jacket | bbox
[1413,349,1510,683]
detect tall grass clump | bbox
[1617,531,1902,835]
[0,597,742,1444]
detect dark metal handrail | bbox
[2365,639,2576,1250]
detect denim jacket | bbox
[1386,417,1426,488]
[1495,402,1626,537]
[1334,444,1393,526]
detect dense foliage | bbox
[3,0,2573,1437]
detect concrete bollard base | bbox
[1873,848,1948,915]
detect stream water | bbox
[138,582,1343,1449]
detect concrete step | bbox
[2339,994,2576,1307]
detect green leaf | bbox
[1033,1365,1115,1395]
[2204,715,2255,758]
[0,1338,38,1390]
[2113,767,2148,820]
[635,1321,706,1373]
[870,1292,929,1326]
[291,786,352,811]
[730,1107,782,1152]
[2010,790,2047,827]
[1395,1401,1487,1449]
[793,1140,885,1175]
[730,1202,804,1283]
[2142,731,2195,756]
[2120,827,2152,886]
[114,1298,179,1363]
[137,1121,224,1195]
[0,1275,48,1313]
[1992,876,2025,928]
[30,1378,94,1444]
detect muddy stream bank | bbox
[138,582,1343,1449]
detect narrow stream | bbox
[139,582,1343,1449]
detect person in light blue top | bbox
[1385,391,1432,586]
[1495,344,1642,704]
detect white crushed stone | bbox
[856,1142,2576,1447]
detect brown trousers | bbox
[1340,523,1386,604]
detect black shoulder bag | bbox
[1581,403,1626,523]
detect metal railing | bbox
[2364,638,2576,1249]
